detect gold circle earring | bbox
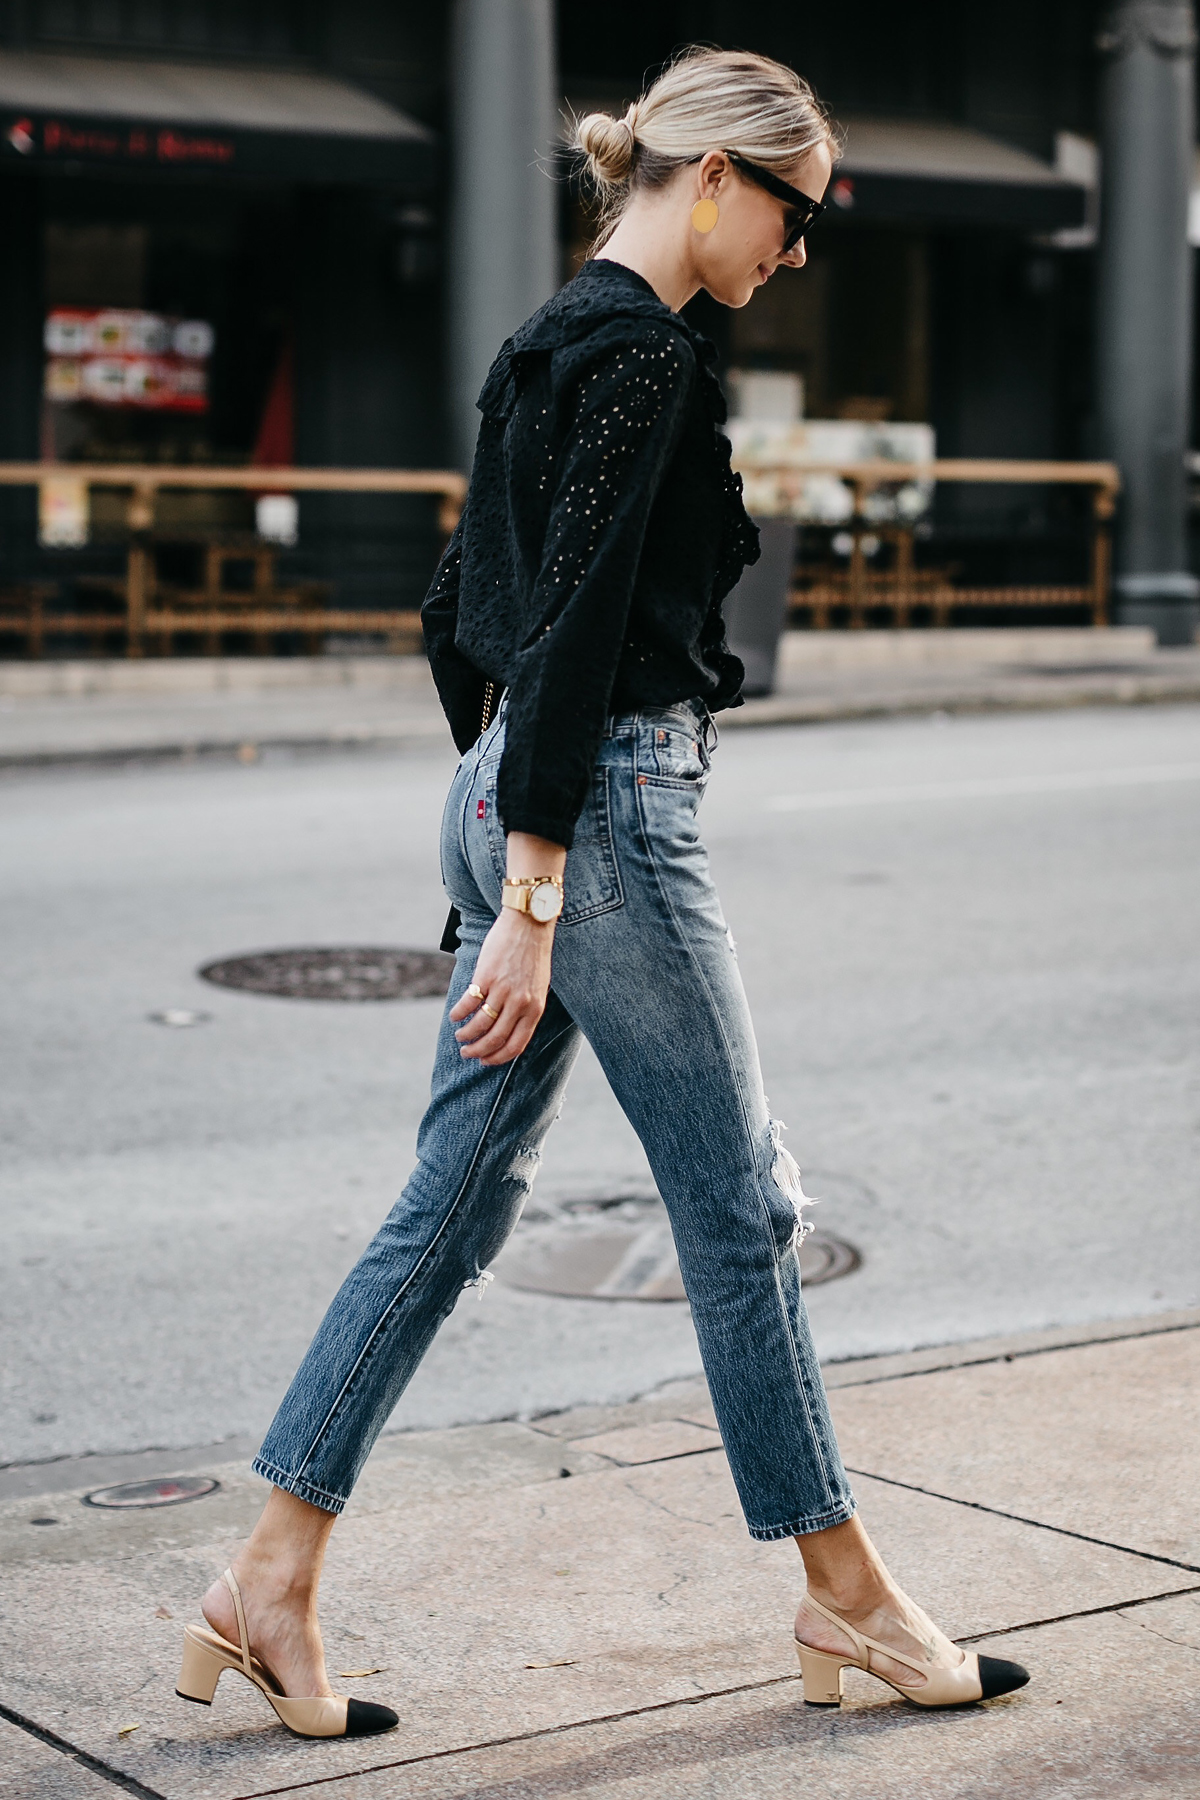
[691,197,719,234]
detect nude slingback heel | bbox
[176,1568,398,1739]
[795,1591,1029,1709]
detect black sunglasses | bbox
[725,150,826,252]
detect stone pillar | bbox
[1096,0,1198,645]
[449,0,559,472]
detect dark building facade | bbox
[0,2,1195,631]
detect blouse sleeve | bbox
[421,513,490,754]
[497,325,693,847]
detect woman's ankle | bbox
[795,1515,898,1619]
[802,1575,894,1619]
[218,1548,320,1611]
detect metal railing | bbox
[0,463,466,656]
[729,457,1121,629]
[0,457,1121,654]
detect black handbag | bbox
[440,679,500,954]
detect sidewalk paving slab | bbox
[0,1460,1183,1799]
[1,1317,1196,1799]
[300,1598,1200,1800]
[0,1715,119,1799]
[829,1325,1200,1566]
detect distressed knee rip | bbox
[770,1117,816,1251]
[462,1141,543,1298]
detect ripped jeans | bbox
[253,700,856,1541]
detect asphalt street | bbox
[3,703,1198,1473]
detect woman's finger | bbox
[459,1008,518,1058]
[456,986,515,1047]
[454,986,507,1041]
[476,1013,539,1065]
[449,980,491,1023]
[460,996,543,1062]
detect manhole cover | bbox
[198,947,455,1002]
[492,1197,859,1301]
[83,1476,220,1509]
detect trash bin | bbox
[722,517,796,696]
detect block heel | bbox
[175,1630,222,1705]
[796,1642,850,1705]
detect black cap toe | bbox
[345,1697,400,1736]
[977,1655,1030,1700]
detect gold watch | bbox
[501,875,564,923]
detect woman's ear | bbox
[695,149,732,199]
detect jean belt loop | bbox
[697,701,718,754]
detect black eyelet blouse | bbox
[421,258,760,849]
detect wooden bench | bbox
[790,575,1100,630]
[0,582,130,656]
[140,604,423,655]
[75,535,427,656]
[737,458,1119,632]
[0,462,466,660]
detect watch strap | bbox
[502,876,563,917]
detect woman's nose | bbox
[783,240,807,270]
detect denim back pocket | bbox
[483,766,624,925]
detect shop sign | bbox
[44,308,213,414]
[39,475,89,549]
[5,114,235,167]
[3,111,434,186]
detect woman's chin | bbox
[706,276,760,310]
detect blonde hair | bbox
[573,47,837,249]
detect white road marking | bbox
[764,762,1200,813]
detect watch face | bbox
[529,881,563,923]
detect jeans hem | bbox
[747,1497,857,1542]
[252,1456,346,1516]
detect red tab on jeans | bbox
[477,799,486,818]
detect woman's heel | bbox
[174,1572,398,1739]
[796,1641,850,1706]
[176,1628,226,1706]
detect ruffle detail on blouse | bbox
[689,332,761,603]
[477,258,676,421]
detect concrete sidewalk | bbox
[2,1308,1196,1799]
[3,628,1200,767]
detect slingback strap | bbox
[802,1591,929,1679]
[222,1568,253,1676]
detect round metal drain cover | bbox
[83,1475,219,1509]
[800,1231,860,1284]
[198,947,454,1002]
[492,1197,859,1302]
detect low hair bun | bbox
[575,109,637,186]
[573,48,836,255]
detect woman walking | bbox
[177,48,1028,1736]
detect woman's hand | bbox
[450,908,556,1064]
[450,831,566,1066]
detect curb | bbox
[4,676,1200,772]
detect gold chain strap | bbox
[480,679,498,735]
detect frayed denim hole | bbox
[501,1142,544,1231]
[769,1117,817,1255]
[461,1142,542,1298]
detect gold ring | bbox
[467,983,485,1000]
[480,1002,500,1021]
